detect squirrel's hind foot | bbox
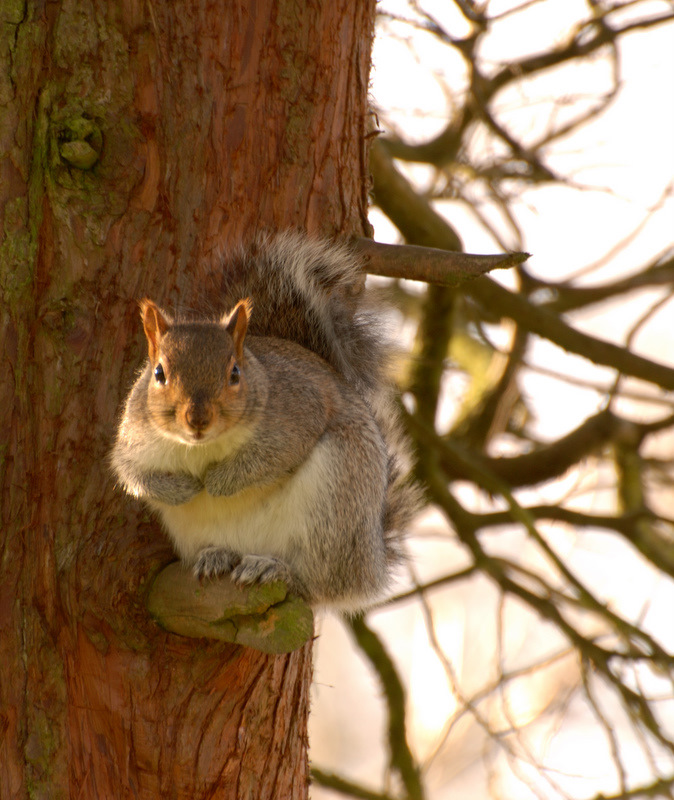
[193,546,241,580]
[231,554,305,596]
[193,549,306,598]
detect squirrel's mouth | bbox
[168,428,213,446]
[186,430,209,443]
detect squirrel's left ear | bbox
[222,298,252,361]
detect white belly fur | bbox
[150,440,332,563]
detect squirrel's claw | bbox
[193,546,240,580]
[231,554,295,589]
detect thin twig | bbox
[310,768,401,800]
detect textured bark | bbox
[0,1,375,798]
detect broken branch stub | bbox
[353,238,530,286]
[147,562,314,654]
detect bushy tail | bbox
[374,395,424,569]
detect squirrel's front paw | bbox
[193,546,240,579]
[148,472,204,505]
[231,555,295,588]
[203,464,238,497]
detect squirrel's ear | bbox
[222,298,252,361]
[140,299,171,361]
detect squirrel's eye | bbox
[154,364,166,385]
[229,364,240,386]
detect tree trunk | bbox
[0,1,375,797]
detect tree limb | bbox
[407,407,619,489]
[588,777,674,800]
[146,563,314,654]
[346,616,425,800]
[487,9,674,97]
[538,257,674,313]
[468,276,674,390]
[354,238,529,286]
[310,769,401,800]
[370,139,463,251]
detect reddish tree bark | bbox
[0,1,375,797]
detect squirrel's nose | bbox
[185,403,212,432]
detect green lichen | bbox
[52,0,98,69]
[23,649,68,800]
[0,196,34,297]
[0,0,26,25]
[0,9,49,305]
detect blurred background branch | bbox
[311,2,674,798]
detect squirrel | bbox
[111,232,419,611]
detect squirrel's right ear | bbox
[140,299,171,361]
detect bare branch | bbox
[468,276,674,390]
[377,566,479,608]
[370,139,463,251]
[409,407,620,489]
[486,9,674,97]
[346,616,425,800]
[537,256,674,313]
[146,563,313,653]
[354,238,529,285]
[587,777,674,800]
[310,769,401,800]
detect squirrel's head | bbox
[140,298,253,445]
